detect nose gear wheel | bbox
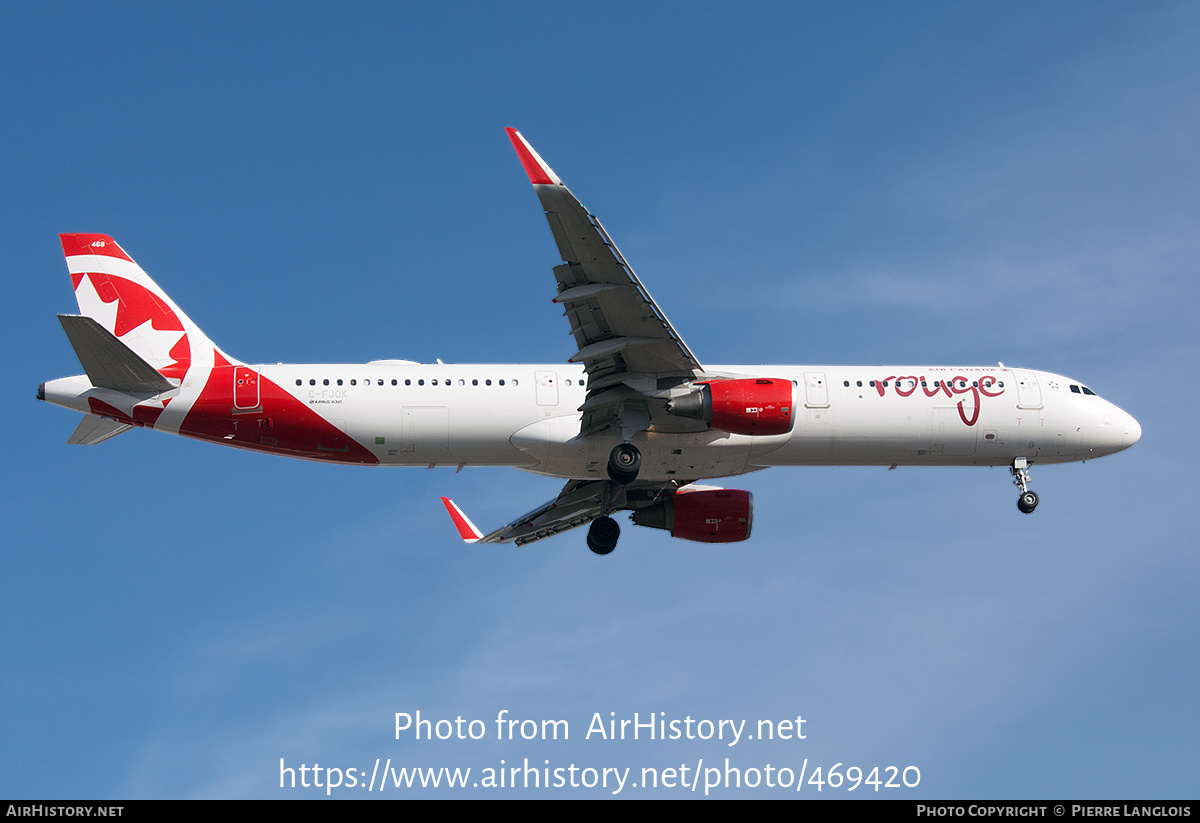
[1011,458,1039,514]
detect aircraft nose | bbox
[1123,412,1142,448]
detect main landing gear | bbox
[607,442,641,484]
[587,443,642,555]
[589,446,641,555]
[587,515,620,555]
[1011,457,1039,514]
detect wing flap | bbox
[446,478,681,547]
[477,479,606,545]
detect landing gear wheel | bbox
[1010,458,1038,515]
[606,443,642,484]
[1017,490,1039,514]
[587,516,620,555]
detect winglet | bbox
[505,127,561,186]
[440,497,484,543]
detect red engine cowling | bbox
[631,488,753,543]
[665,378,794,436]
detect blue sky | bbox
[3,2,1197,798]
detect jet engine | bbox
[632,488,753,543]
[665,378,794,436]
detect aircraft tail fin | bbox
[59,234,231,382]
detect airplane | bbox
[38,128,1141,555]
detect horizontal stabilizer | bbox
[58,315,176,394]
[67,415,133,445]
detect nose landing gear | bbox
[1017,490,1040,514]
[1011,457,1039,514]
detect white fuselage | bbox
[42,360,1139,481]
[49,360,1127,480]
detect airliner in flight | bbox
[38,128,1141,554]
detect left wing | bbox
[506,128,703,436]
[443,479,680,546]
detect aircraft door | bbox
[1013,369,1043,409]
[234,366,260,410]
[803,372,829,408]
[535,370,558,406]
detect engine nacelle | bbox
[665,378,794,436]
[632,488,753,543]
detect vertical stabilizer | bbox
[59,234,233,382]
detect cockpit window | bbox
[1070,385,1081,394]
[1081,386,1096,396]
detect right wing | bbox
[506,128,704,436]
[460,131,715,549]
